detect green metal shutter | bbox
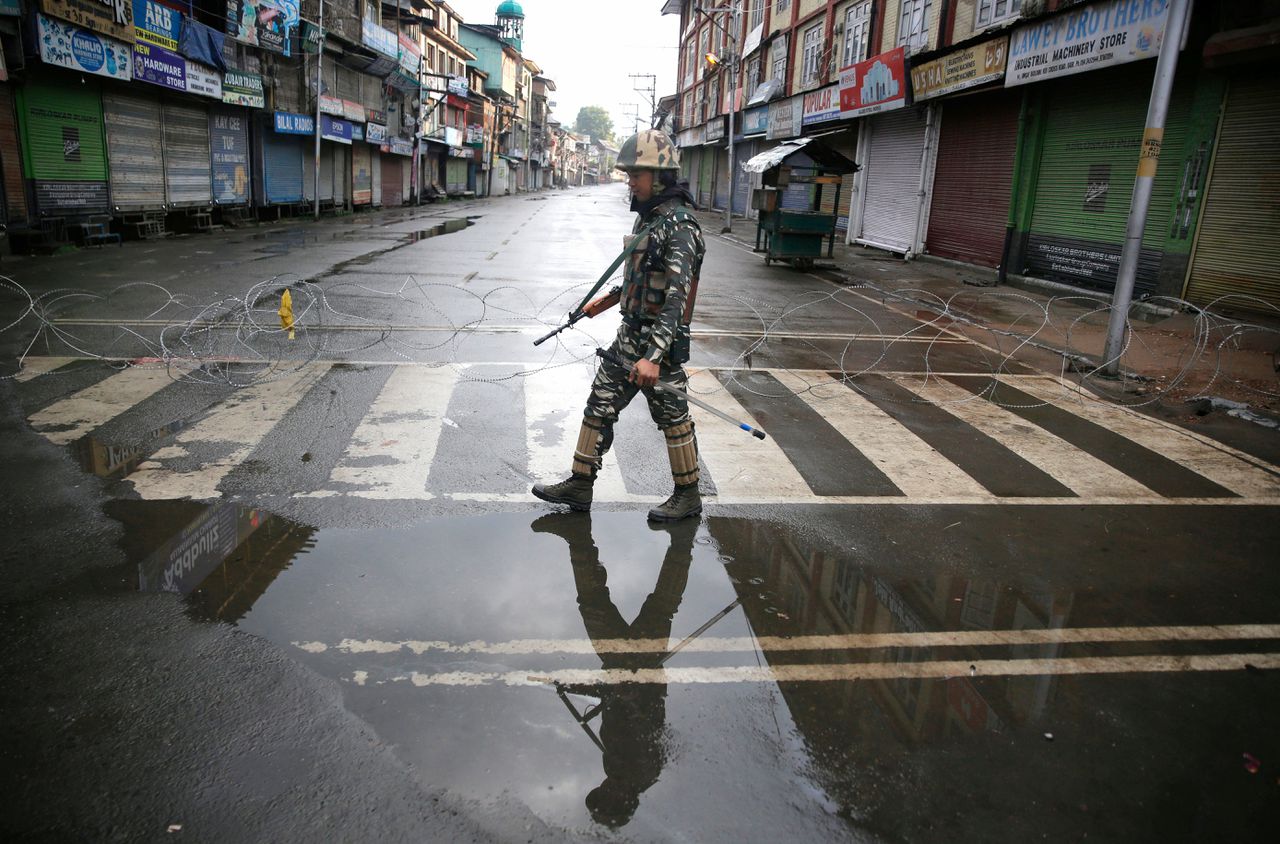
[18,76,109,215]
[1184,74,1280,313]
[163,102,213,207]
[103,90,166,212]
[1026,64,1192,294]
[446,157,467,193]
[699,145,714,207]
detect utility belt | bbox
[621,315,691,366]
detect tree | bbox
[574,106,614,143]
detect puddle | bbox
[403,218,474,242]
[73,418,189,479]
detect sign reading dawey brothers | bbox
[1006,0,1174,86]
[41,0,135,43]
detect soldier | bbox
[532,129,706,522]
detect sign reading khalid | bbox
[910,36,1009,100]
[1006,0,1174,86]
[226,0,298,56]
[36,13,133,81]
[839,46,908,118]
[40,0,135,43]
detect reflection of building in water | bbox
[709,519,1073,747]
[109,500,314,622]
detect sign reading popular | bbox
[839,46,907,118]
[1007,0,1174,86]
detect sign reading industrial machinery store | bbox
[839,46,907,118]
[36,13,133,81]
[1006,0,1174,87]
[801,83,841,125]
[910,36,1009,100]
[41,0,135,43]
[223,69,265,108]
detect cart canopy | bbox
[742,138,858,175]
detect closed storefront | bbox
[352,142,372,205]
[732,140,755,216]
[926,90,1021,268]
[698,145,714,209]
[371,151,382,206]
[319,143,335,202]
[0,84,28,225]
[446,156,467,194]
[713,145,729,210]
[103,90,166,212]
[210,107,250,206]
[332,144,349,207]
[260,120,306,205]
[17,76,109,216]
[163,102,212,207]
[850,107,935,254]
[1022,64,1193,295]
[1183,73,1280,312]
[381,154,403,206]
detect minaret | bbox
[496,0,524,52]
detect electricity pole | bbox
[629,73,657,127]
[313,0,324,221]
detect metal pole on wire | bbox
[723,0,739,233]
[313,0,323,221]
[1100,0,1193,376]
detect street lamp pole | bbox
[313,0,323,221]
[724,0,739,234]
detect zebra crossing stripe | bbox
[523,368,635,502]
[896,374,1156,499]
[12,356,77,383]
[774,370,992,500]
[127,364,328,500]
[322,365,461,500]
[686,369,812,501]
[1007,376,1280,499]
[28,366,182,445]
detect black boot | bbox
[647,483,702,522]
[532,473,594,512]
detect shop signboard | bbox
[383,137,413,156]
[742,105,769,136]
[365,108,387,125]
[766,95,799,140]
[134,0,179,51]
[361,18,398,58]
[211,109,249,204]
[351,123,364,142]
[341,99,365,122]
[223,69,265,108]
[443,126,462,148]
[0,0,20,15]
[838,46,908,118]
[398,31,421,76]
[133,40,185,91]
[320,115,352,144]
[226,0,297,56]
[911,36,1009,100]
[37,13,133,81]
[273,110,313,134]
[465,124,484,147]
[40,0,134,43]
[676,125,704,147]
[365,122,387,145]
[447,75,469,97]
[299,18,323,54]
[801,84,841,126]
[185,61,222,98]
[705,115,726,142]
[1007,0,1176,86]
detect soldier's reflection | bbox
[531,514,696,829]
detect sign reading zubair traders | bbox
[910,36,1009,100]
[223,69,265,109]
[1006,0,1174,86]
[41,0,134,43]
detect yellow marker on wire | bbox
[278,289,295,340]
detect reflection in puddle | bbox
[74,418,189,479]
[403,218,476,242]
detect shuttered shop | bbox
[103,91,166,211]
[0,85,29,224]
[1025,65,1192,294]
[926,90,1020,267]
[698,146,714,208]
[18,76,109,215]
[855,108,930,253]
[163,102,212,207]
[1184,73,1280,313]
[713,146,729,209]
[332,145,349,207]
[210,107,250,206]
[732,140,754,215]
[371,151,382,206]
[261,131,304,205]
[446,157,467,194]
[381,154,403,206]
[352,142,372,205]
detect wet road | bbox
[2,185,1279,841]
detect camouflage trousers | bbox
[571,323,697,485]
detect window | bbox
[682,91,694,126]
[842,1,871,67]
[745,55,761,94]
[976,0,1022,28]
[684,38,696,87]
[898,0,933,53]
[776,0,790,15]
[698,26,710,79]
[800,22,823,85]
[750,0,764,29]
[769,33,787,82]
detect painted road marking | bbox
[127,364,327,500]
[10,356,77,382]
[28,366,181,445]
[687,369,812,499]
[294,623,1280,657]
[322,365,460,500]
[352,653,1280,687]
[896,374,1155,499]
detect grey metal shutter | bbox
[713,146,729,209]
[262,132,303,204]
[319,142,335,201]
[371,151,381,206]
[732,140,753,215]
[352,142,372,204]
[402,156,411,201]
[103,91,166,211]
[163,102,212,207]
[858,108,927,253]
[1184,74,1280,313]
[332,145,348,205]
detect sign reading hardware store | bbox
[1006,0,1174,87]
[838,46,907,118]
[911,35,1009,100]
[36,13,133,80]
[223,69,265,108]
[801,84,841,125]
[41,0,134,43]
[133,41,185,90]
[273,111,313,134]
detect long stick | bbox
[595,347,767,440]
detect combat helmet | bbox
[615,129,681,172]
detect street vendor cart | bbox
[745,138,858,271]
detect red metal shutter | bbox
[926,90,1020,268]
[0,84,28,223]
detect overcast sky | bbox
[446,0,680,139]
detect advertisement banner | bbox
[40,0,134,43]
[299,19,323,54]
[801,84,841,126]
[133,0,179,51]
[383,137,413,156]
[361,18,398,58]
[398,31,422,76]
[365,108,387,125]
[1006,0,1174,87]
[447,75,469,97]
[222,69,265,108]
[766,96,799,140]
[211,108,249,204]
[318,94,343,116]
[185,62,222,98]
[341,100,366,122]
[37,14,133,81]
[839,46,908,118]
[465,124,484,146]
[273,111,313,134]
[320,115,352,144]
[132,41,185,91]
[366,123,387,145]
[743,106,769,136]
[226,0,297,56]
[911,36,1009,100]
[443,126,462,148]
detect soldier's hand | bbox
[629,358,660,388]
